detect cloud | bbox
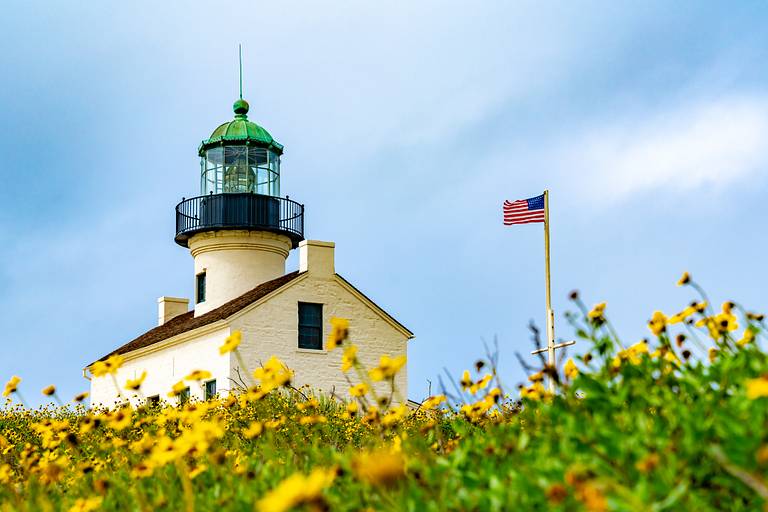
[562,95,768,201]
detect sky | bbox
[1,1,767,406]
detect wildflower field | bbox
[1,273,768,511]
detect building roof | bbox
[198,98,284,156]
[93,271,302,364]
[91,269,413,367]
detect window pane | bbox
[205,380,217,400]
[197,273,206,304]
[298,303,323,350]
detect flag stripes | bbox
[503,194,545,225]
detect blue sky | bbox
[1,2,767,405]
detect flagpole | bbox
[543,190,555,392]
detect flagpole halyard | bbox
[543,189,556,392]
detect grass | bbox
[1,273,767,511]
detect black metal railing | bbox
[174,193,304,248]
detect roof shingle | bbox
[93,271,302,364]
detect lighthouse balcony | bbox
[174,193,304,248]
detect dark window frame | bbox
[147,395,160,407]
[179,387,191,405]
[298,302,323,350]
[204,379,217,400]
[196,272,206,304]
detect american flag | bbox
[503,194,545,225]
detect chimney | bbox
[157,297,189,326]
[299,240,335,277]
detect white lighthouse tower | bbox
[175,97,304,316]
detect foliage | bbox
[1,274,767,511]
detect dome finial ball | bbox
[233,98,249,116]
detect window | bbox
[179,387,191,405]
[196,272,206,304]
[147,395,160,407]
[205,379,217,400]
[298,302,323,350]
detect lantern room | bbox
[198,98,283,196]
[174,98,304,249]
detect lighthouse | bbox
[88,94,412,409]
[175,98,304,316]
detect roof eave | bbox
[197,137,284,156]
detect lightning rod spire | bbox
[238,44,243,99]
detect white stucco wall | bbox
[189,230,292,316]
[230,273,410,401]
[90,325,232,409]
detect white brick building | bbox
[87,97,412,408]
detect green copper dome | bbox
[198,99,284,156]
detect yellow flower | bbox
[460,370,472,390]
[0,463,12,484]
[327,317,350,351]
[708,347,718,362]
[697,313,739,339]
[91,354,124,378]
[2,376,20,397]
[188,464,207,479]
[587,302,607,324]
[131,461,154,478]
[421,395,446,410]
[299,415,328,425]
[468,374,492,395]
[125,371,147,391]
[677,272,691,286]
[91,361,108,378]
[243,421,264,439]
[73,391,89,403]
[349,383,368,397]
[104,354,125,374]
[352,449,405,487]
[107,406,133,431]
[613,341,649,367]
[42,385,56,396]
[369,355,407,381]
[168,380,187,397]
[341,344,358,373]
[521,382,547,401]
[746,375,768,400]
[648,311,667,336]
[253,356,293,393]
[738,328,757,347]
[564,358,578,380]
[185,369,212,381]
[68,497,103,512]
[668,302,706,324]
[381,405,408,428]
[297,398,319,411]
[344,401,359,418]
[650,348,680,366]
[219,331,242,355]
[257,467,337,512]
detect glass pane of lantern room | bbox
[249,148,268,195]
[202,148,224,194]
[223,146,255,193]
[268,150,280,196]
